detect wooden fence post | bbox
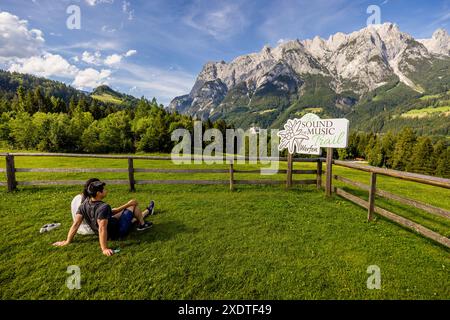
[128,158,135,192]
[286,153,293,188]
[325,148,333,196]
[368,172,377,221]
[316,159,322,190]
[6,154,17,192]
[229,161,234,191]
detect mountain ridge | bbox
[168,23,450,133]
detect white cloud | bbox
[8,53,78,78]
[101,25,116,33]
[125,49,137,57]
[104,53,122,65]
[0,11,45,59]
[81,51,102,65]
[85,0,114,6]
[183,2,247,40]
[80,50,135,66]
[122,1,134,20]
[73,68,111,89]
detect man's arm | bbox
[53,214,83,247]
[98,219,114,256]
[112,199,138,214]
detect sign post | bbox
[278,113,349,195]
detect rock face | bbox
[418,29,450,56]
[169,23,449,126]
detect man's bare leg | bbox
[131,207,149,224]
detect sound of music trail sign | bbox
[277,113,349,155]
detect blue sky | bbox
[0,0,449,105]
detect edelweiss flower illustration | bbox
[277,118,309,154]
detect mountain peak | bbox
[432,28,449,39]
[93,85,116,95]
[418,28,450,56]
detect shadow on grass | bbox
[125,220,197,244]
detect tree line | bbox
[337,128,450,178]
[0,86,230,154]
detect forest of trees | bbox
[0,85,230,154]
[337,128,450,178]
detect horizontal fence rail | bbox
[2,153,324,192]
[333,160,450,249]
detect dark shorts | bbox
[118,209,134,238]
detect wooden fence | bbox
[331,159,450,248]
[1,152,325,192]
[2,151,449,248]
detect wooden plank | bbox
[334,175,450,220]
[8,152,326,163]
[15,168,128,173]
[233,169,317,174]
[376,189,450,220]
[235,180,285,185]
[316,160,322,190]
[0,181,7,186]
[293,179,317,185]
[286,153,293,188]
[325,148,333,196]
[335,188,450,248]
[368,172,377,221]
[6,154,17,192]
[335,187,369,209]
[334,160,450,189]
[136,180,229,185]
[334,175,370,191]
[128,158,135,192]
[18,179,128,186]
[134,168,229,173]
[229,162,234,191]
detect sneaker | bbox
[137,221,153,231]
[40,223,61,234]
[143,200,155,219]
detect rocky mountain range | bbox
[168,23,450,133]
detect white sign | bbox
[277,113,349,155]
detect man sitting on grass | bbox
[53,180,154,256]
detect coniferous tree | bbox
[431,139,447,174]
[380,131,396,168]
[435,148,450,178]
[410,136,434,175]
[392,127,416,171]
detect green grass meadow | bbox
[0,154,449,299]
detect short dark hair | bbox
[83,178,100,200]
[87,180,106,198]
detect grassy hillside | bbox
[0,153,448,299]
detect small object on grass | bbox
[113,248,121,254]
[40,223,61,234]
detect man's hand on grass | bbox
[102,248,114,256]
[53,240,69,247]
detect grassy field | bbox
[400,106,450,118]
[0,153,449,299]
[91,93,123,105]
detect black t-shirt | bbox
[77,200,119,239]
